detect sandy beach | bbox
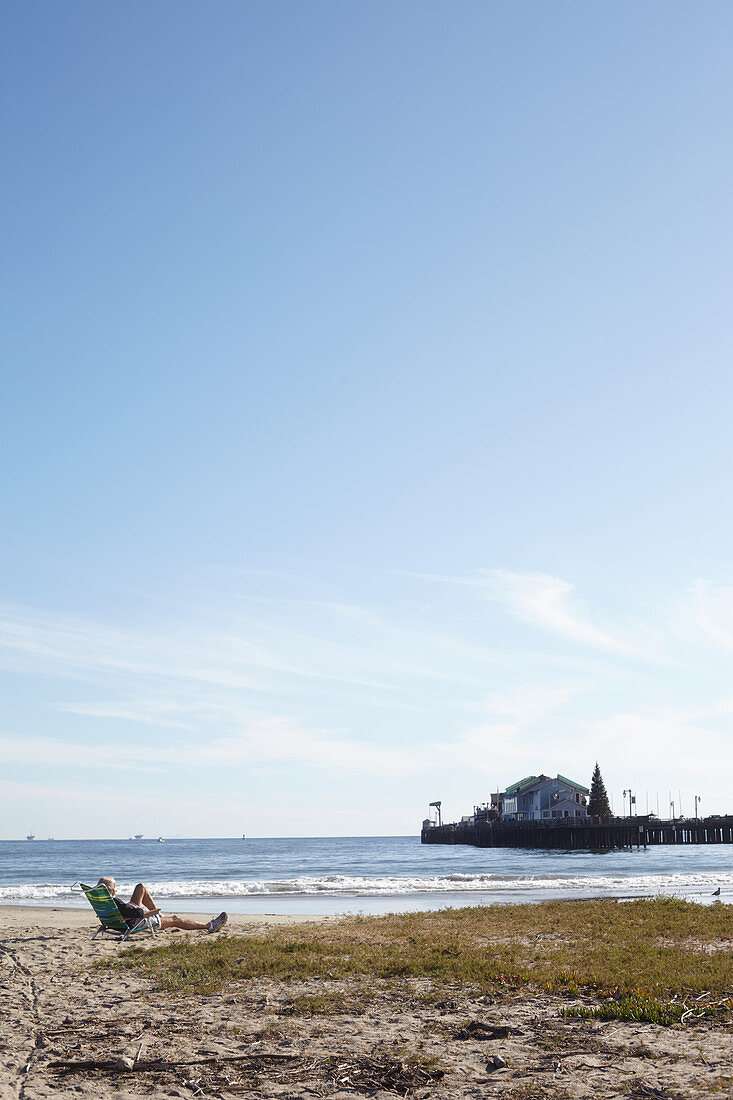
[1,903,732,1100]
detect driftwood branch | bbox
[48,1052,299,1075]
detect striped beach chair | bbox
[73,881,159,942]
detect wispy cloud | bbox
[59,700,195,729]
[0,596,510,742]
[684,580,733,651]
[3,568,733,817]
[0,718,425,776]
[0,777,241,815]
[403,569,648,657]
[0,610,260,689]
[442,681,590,780]
[0,602,499,694]
[477,684,585,723]
[485,571,635,653]
[0,609,394,691]
[587,706,731,782]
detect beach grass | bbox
[100,898,733,1020]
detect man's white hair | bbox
[97,876,116,894]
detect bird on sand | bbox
[712,887,721,897]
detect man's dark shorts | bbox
[113,898,146,927]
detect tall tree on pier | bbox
[588,762,611,817]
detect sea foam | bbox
[1,869,731,902]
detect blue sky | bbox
[1,2,732,837]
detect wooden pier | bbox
[421,816,733,851]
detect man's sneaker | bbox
[207,912,228,934]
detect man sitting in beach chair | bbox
[96,877,228,936]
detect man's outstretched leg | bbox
[128,883,227,933]
[161,912,228,933]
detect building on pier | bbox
[499,773,589,822]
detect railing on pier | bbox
[421,815,733,850]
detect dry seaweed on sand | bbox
[47,1050,446,1095]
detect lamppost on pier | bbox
[694,795,701,820]
[623,789,635,817]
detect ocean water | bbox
[0,836,730,916]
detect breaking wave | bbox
[1,870,732,902]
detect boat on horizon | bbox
[134,833,143,840]
[26,833,35,841]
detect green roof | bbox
[503,775,542,796]
[502,773,589,796]
[556,773,589,794]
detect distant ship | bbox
[134,833,143,840]
[26,833,35,841]
[157,837,165,843]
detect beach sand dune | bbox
[1,906,731,1099]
